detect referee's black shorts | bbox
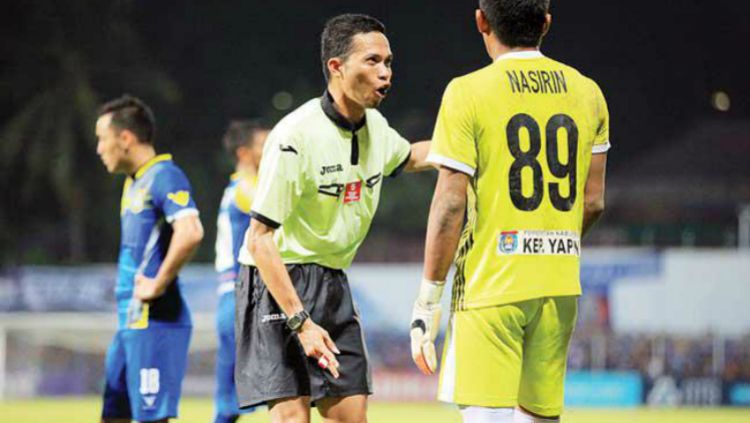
[234,263,372,408]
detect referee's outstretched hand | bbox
[297,319,341,378]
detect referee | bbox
[235,13,432,423]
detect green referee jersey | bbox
[237,91,412,269]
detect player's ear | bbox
[475,9,491,36]
[328,57,345,80]
[118,128,138,152]
[542,13,552,38]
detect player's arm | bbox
[411,166,468,375]
[135,214,204,300]
[246,218,340,378]
[411,78,475,375]
[245,128,340,377]
[582,152,607,236]
[583,81,610,237]
[404,140,437,173]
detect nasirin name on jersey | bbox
[506,70,568,94]
[497,230,580,256]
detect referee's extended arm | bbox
[246,218,341,378]
[404,141,437,173]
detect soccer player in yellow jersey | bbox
[410,1,609,422]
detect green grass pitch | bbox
[2,397,750,422]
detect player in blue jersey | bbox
[95,95,204,423]
[213,120,269,423]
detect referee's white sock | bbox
[459,406,514,423]
[513,407,560,423]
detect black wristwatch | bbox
[286,310,310,332]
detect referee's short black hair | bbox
[222,119,268,157]
[98,94,156,145]
[321,13,386,81]
[479,0,550,48]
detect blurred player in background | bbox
[95,95,205,423]
[213,120,270,423]
[410,1,609,422]
[236,13,433,423]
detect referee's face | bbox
[340,32,393,109]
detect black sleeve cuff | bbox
[388,151,412,178]
[250,211,281,229]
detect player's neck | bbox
[326,84,365,125]
[489,42,540,61]
[235,162,257,177]
[128,145,157,176]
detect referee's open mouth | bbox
[375,85,390,99]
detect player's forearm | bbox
[406,141,436,173]
[247,227,304,316]
[582,201,605,237]
[423,169,467,281]
[581,153,607,238]
[155,216,204,289]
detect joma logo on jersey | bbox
[320,164,343,176]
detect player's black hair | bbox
[222,119,269,158]
[97,94,156,145]
[320,13,386,81]
[479,0,550,48]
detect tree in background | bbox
[0,0,179,263]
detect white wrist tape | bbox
[417,279,445,306]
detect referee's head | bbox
[321,14,392,109]
[477,0,552,49]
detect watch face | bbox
[287,311,307,331]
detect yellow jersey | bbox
[427,51,610,311]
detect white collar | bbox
[494,50,544,62]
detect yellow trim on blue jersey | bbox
[135,154,173,179]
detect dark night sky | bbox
[2,0,749,261]
[126,0,749,173]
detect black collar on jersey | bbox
[320,90,365,166]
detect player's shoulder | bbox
[151,157,190,187]
[543,56,603,95]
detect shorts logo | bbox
[343,181,362,204]
[167,190,190,207]
[261,313,287,323]
[142,395,157,409]
[498,231,519,254]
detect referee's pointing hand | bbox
[297,319,341,378]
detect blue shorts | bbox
[215,291,254,420]
[102,325,192,421]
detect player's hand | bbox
[296,319,341,379]
[410,279,445,375]
[134,274,167,301]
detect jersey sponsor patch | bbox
[497,230,580,256]
[344,181,362,204]
[167,190,190,206]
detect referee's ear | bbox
[327,57,345,81]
